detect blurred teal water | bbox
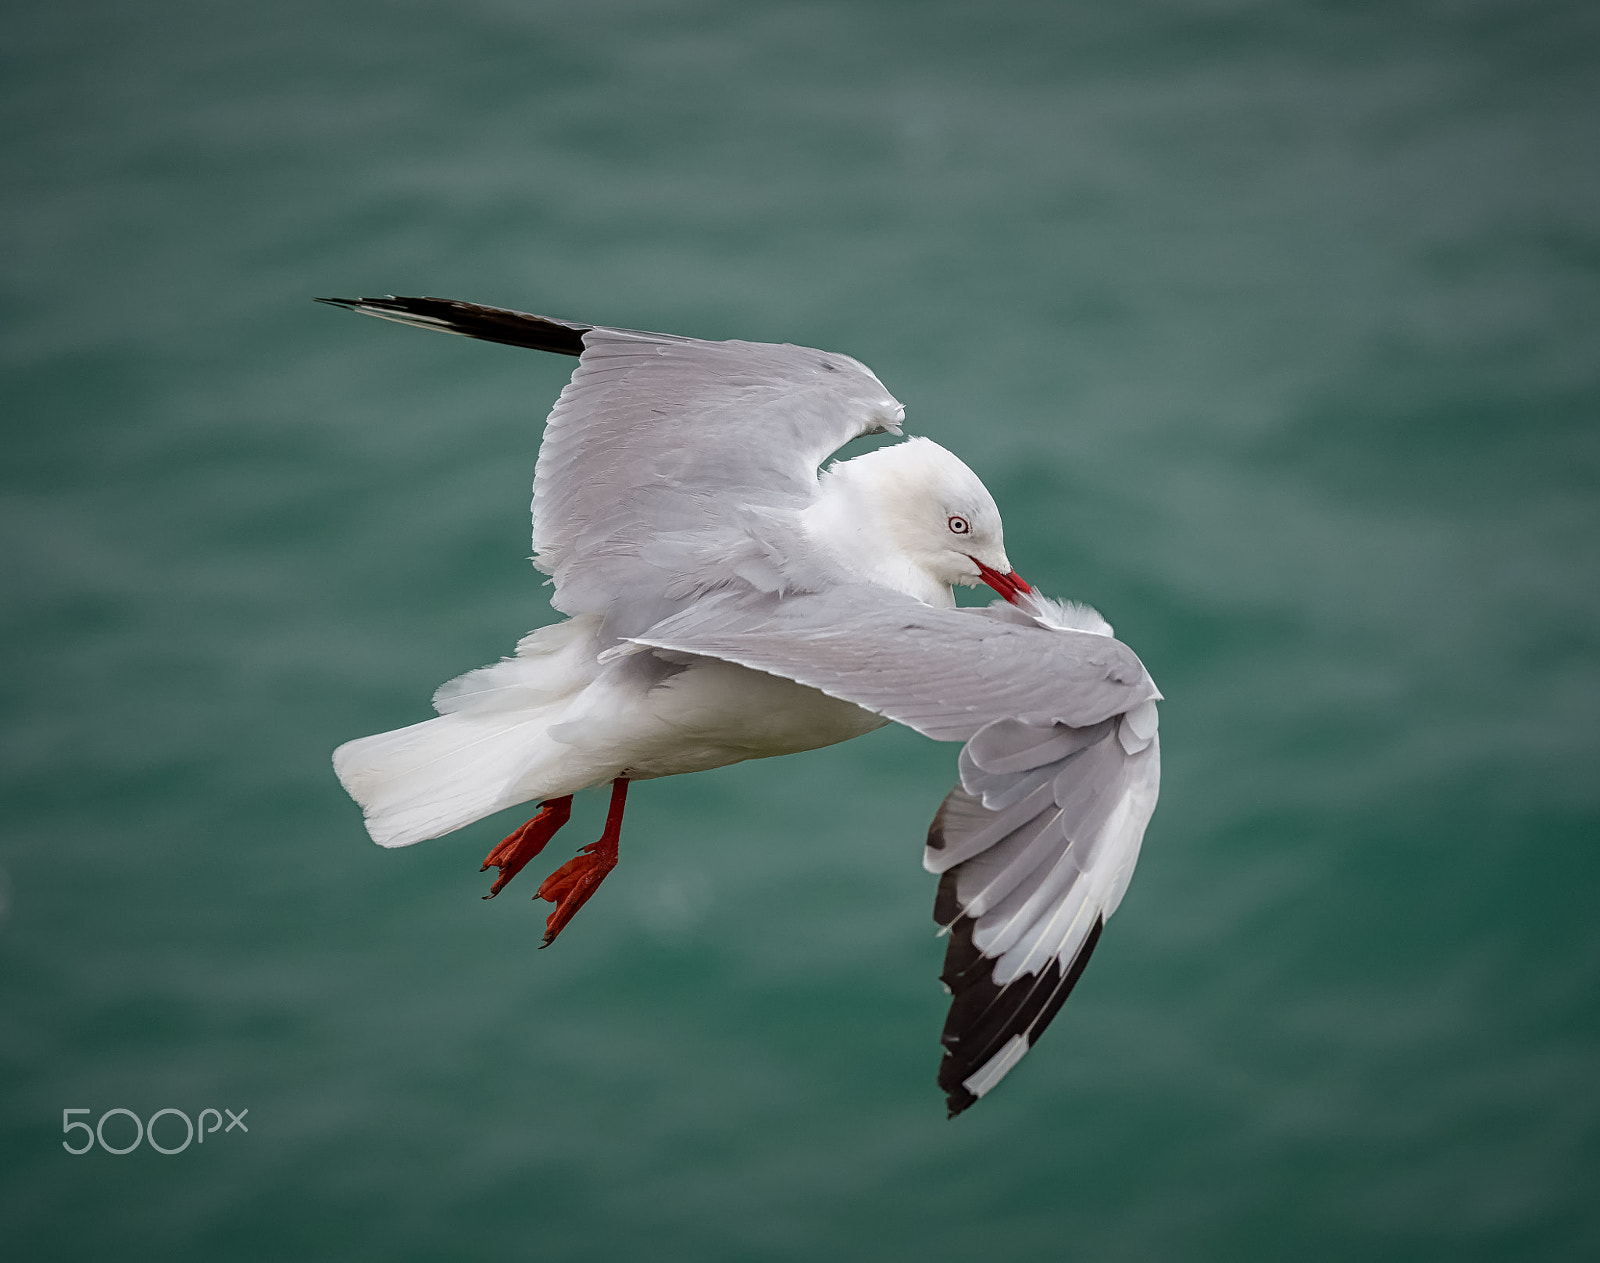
[3,1,1597,1258]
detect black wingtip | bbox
[945,1085,979,1118]
[313,294,593,356]
[935,915,1107,1116]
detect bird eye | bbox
[947,515,970,535]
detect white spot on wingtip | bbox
[962,1034,1030,1098]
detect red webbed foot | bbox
[481,796,572,898]
[536,778,628,947]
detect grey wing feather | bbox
[629,585,1158,741]
[532,328,905,636]
[631,581,1162,1117]
[318,295,906,642]
[928,707,1160,1115]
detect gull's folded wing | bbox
[631,585,1162,1113]
[629,586,1155,739]
[318,296,906,638]
[926,708,1159,1114]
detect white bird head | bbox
[807,436,1033,607]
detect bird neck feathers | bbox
[801,438,992,608]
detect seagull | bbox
[323,296,1162,1115]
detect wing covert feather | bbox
[630,586,1158,741]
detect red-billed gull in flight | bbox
[323,296,1162,1115]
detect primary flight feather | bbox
[323,295,1162,1115]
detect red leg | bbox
[536,778,629,947]
[480,796,572,898]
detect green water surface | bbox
[3,2,1598,1259]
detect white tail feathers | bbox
[333,618,602,847]
[333,709,559,847]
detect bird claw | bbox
[536,778,629,947]
[481,797,572,898]
[536,841,618,946]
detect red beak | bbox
[972,558,1033,605]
